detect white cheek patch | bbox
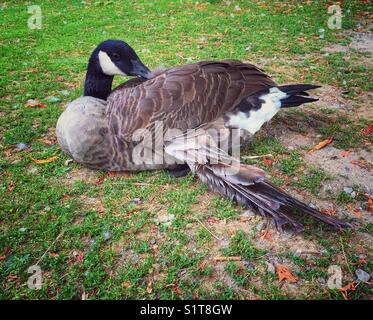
[98,50,126,76]
[226,87,287,135]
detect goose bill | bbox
[129,59,151,79]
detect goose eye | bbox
[111,53,120,61]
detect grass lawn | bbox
[0,0,372,299]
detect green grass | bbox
[1,0,372,300]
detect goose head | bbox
[84,39,150,100]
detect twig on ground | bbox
[195,217,223,241]
[241,154,273,160]
[35,230,65,266]
[339,237,352,275]
[214,256,242,262]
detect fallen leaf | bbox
[308,137,333,153]
[261,229,273,242]
[146,281,153,294]
[0,256,6,261]
[346,204,362,218]
[339,282,356,300]
[320,208,337,216]
[107,171,130,177]
[31,156,57,164]
[362,125,373,135]
[339,282,356,292]
[123,282,131,289]
[7,275,18,281]
[341,149,352,157]
[95,176,106,185]
[172,287,182,296]
[26,101,46,108]
[367,197,373,215]
[298,37,306,42]
[49,252,59,258]
[276,265,297,283]
[7,181,15,193]
[263,157,273,167]
[350,159,371,170]
[207,216,220,223]
[36,138,56,145]
[73,250,84,263]
[97,205,105,215]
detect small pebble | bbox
[59,90,69,96]
[133,198,142,205]
[343,187,353,195]
[265,262,275,274]
[243,260,255,271]
[355,269,371,283]
[103,231,112,241]
[241,210,255,218]
[178,269,187,278]
[256,221,265,231]
[64,159,73,166]
[47,96,61,103]
[317,277,326,285]
[16,143,28,151]
[149,238,156,245]
[309,203,318,210]
[294,249,302,257]
[19,227,27,232]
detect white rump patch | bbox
[98,50,125,76]
[227,87,287,135]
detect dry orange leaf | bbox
[341,149,352,158]
[107,171,130,177]
[367,197,373,215]
[31,156,57,164]
[8,181,15,193]
[276,265,298,283]
[27,101,46,109]
[261,229,273,242]
[320,208,337,216]
[263,157,273,167]
[172,286,182,296]
[362,125,373,135]
[308,137,333,153]
[7,275,18,282]
[36,138,56,145]
[49,252,59,258]
[346,204,362,218]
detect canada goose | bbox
[57,40,351,231]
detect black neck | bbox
[84,73,113,100]
[83,54,113,100]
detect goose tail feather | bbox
[194,162,351,232]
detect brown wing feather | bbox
[106,60,276,141]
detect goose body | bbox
[57,40,351,231]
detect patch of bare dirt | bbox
[64,167,99,186]
[305,146,373,195]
